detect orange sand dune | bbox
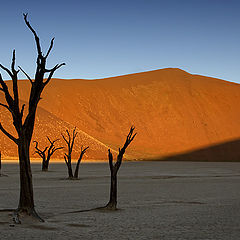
[0,97,115,160]
[1,68,240,161]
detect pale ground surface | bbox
[0,161,240,240]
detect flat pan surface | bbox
[0,161,240,240]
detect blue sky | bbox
[1,0,240,83]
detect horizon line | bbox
[2,67,239,85]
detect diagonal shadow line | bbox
[0,209,15,212]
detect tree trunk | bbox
[45,155,51,171]
[18,141,34,212]
[73,159,81,179]
[106,169,117,210]
[15,140,44,223]
[66,162,73,178]
[41,157,48,171]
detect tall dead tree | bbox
[0,14,65,223]
[62,128,88,179]
[34,137,63,171]
[105,126,136,210]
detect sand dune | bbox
[0,97,114,160]
[1,68,240,161]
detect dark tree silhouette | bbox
[62,128,77,178]
[105,126,136,210]
[34,137,63,171]
[62,128,88,179]
[0,14,65,223]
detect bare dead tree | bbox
[62,128,88,179]
[105,126,136,210]
[73,146,89,179]
[0,13,65,223]
[62,128,78,178]
[34,137,63,171]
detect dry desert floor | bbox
[0,161,240,239]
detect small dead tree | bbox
[105,126,136,210]
[0,14,65,223]
[62,128,88,179]
[62,128,77,178]
[34,137,63,171]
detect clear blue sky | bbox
[1,0,240,83]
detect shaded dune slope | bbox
[159,138,240,162]
[1,68,240,160]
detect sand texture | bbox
[1,162,240,239]
[1,68,240,161]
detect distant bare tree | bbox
[0,14,65,223]
[62,128,88,179]
[105,126,136,210]
[62,128,77,178]
[34,137,63,171]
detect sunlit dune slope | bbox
[1,68,240,160]
[0,96,114,160]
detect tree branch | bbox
[46,137,63,156]
[0,63,13,78]
[33,141,48,158]
[122,126,137,150]
[52,146,63,153]
[23,13,42,57]
[18,66,33,84]
[0,74,14,108]
[0,122,18,144]
[61,132,69,145]
[47,136,59,145]
[45,38,55,59]
[115,126,136,170]
[11,50,19,75]
[44,63,65,85]
[64,155,68,165]
[0,103,15,116]
[11,50,20,111]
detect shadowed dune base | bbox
[156,138,240,162]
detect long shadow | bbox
[62,206,122,215]
[155,138,240,162]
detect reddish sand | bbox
[1,68,240,161]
